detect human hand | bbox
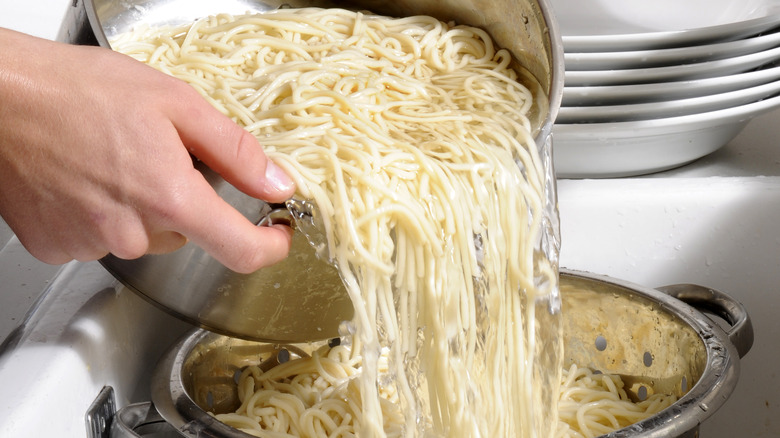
[0,28,296,274]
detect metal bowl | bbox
[72,0,564,343]
[110,270,753,438]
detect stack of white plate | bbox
[550,0,780,178]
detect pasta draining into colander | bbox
[110,8,645,438]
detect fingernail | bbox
[264,161,295,194]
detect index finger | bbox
[168,85,296,203]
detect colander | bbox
[108,269,752,438]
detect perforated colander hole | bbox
[636,385,648,401]
[643,351,653,367]
[681,376,688,393]
[206,391,215,409]
[595,335,607,351]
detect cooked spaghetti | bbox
[555,364,677,438]
[214,344,404,437]
[113,8,577,437]
[210,348,677,438]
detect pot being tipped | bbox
[80,0,564,343]
[100,166,354,343]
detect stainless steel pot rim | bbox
[560,269,748,437]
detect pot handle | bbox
[110,401,174,438]
[657,284,754,359]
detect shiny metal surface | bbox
[561,270,752,438]
[140,270,751,438]
[98,161,354,342]
[81,0,564,343]
[657,283,754,359]
[111,401,180,438]
[99,192,354,343]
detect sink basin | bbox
[558,175,780,438]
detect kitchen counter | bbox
[2,1,780,436]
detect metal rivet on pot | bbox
[278,348,291,364]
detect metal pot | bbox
[107,270,752,438]
[57,0,564,344]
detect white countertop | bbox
[0,0,68,40]
[3,1,780,437]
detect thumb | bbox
[177,173,294,273]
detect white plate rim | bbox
[564,30,780,70]
[564,44,780,86]
[562,14,780,53]
[557,79,780,123]
[562,64,780,106]
[554,89,780,138]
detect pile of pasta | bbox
[113,8,674,438]
[214,343,404,437]
[555,365,677,438]
[212,348,677,438]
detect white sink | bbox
[0,259,192,436]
